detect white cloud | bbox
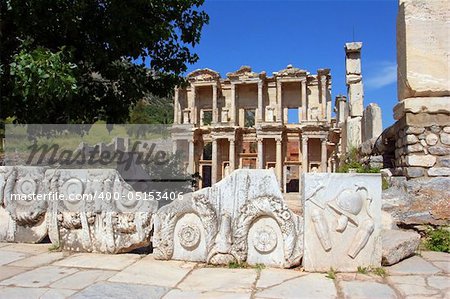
[366,62,397,89]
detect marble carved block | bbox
[153,169,303,268]
[0,166,48,243]
[45,169,157,253]
[302,173,382,272]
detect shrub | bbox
[424,228,450,253]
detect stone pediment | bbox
[227,66,266,81]
[274,64,307,79]
[187,68,220,83]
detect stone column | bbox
[257,137,264,169]
[301,79,307,121]
[302,136,308,173]
[320,76,327,120]
[174,88,179,124]
[335,95,347,125]
[277,81,282,123]
[257,81,264,123]
[191,85,197,125]
[188,139,195,174]
[231,83,236,125]
[211,138,218,184]
[212,84,218,124]
[321,138,327,172]
[275,137,283,188]
[228,138,235,171]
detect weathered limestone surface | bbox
[302,173,382,272]
[345,116,362,150]
[397,0,450,99]
[382,177,450,225]
[46,169,157,253]
[362,103,383,142]
[0,166,48,243]
[153,169,303,268]
[381,229,420,266]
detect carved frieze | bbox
[153,169,303,268]
[302,173,381,271]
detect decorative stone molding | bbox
[187,68,220,83]
[45,169,156,253]
[227,66,266,82]
[0,166,48,243]
[153,169,303,268]
[152,194,218,261]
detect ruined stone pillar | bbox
[344,42,364,150]
[335,95,347,125]
[362,103,383,142]
[188,139,195,174]
[229,138,235,171]
[231,83,236,125]
[212,84,218,124]
[212,138,218,184]
[302,136,309,173]
[277,81,282,123]
[345,42,364,118]
[257,81,264,123]
[275,137,283,188]
[301,80,307,121]
[321,138,327,172]
[257,137,264,169]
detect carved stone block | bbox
[46,169,157,253]
[153,169,303,268]
[302,173,382,272]
[0,166,48,243]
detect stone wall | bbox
[393,119,450,179]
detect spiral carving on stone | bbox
[178,224,200,249]
[61,178,85,210]
[253,225,277,253]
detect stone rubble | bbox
[381,229,421,266]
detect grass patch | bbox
[337,147,381,174]
[326,267,336,280]
[423,227,450,253]
[227,261,266,271]
[357,266,368,274]
[371,267,388,278]
[48,243,60,252]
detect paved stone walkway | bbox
[0,243,448,299]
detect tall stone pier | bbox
[392,0,450,179]
[342,42,364,153]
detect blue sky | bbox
[185,0,398,127]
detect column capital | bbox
[275,136,282,143]
[256,137,264,142]
[228,137,235,143]
[258,80,264,87]
[302,136,309,142]
[321,137,327,143]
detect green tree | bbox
[0,0,209,124]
